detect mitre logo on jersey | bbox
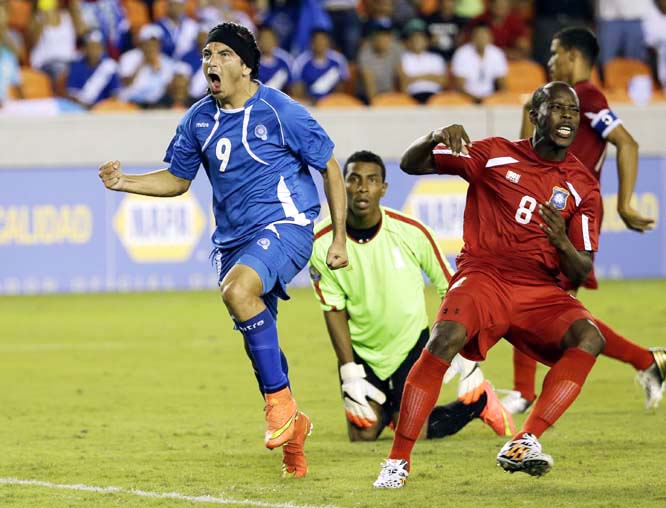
[549,187,570,210]
[505,170,521,183]
[196,122,209,128]
[254,124,268,141]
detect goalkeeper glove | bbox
[443,354,485,404]
[340,362,387,428]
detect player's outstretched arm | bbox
[538,202,593,286]
[321,156,349,270]
[400,124,472,175]
[98,160,191,197]
[606,126,655,232]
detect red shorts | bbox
[558,265,598,291]
[436,268,594,366]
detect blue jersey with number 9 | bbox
[164,83,334,249]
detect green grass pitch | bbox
[0,280,665,508]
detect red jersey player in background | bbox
[374,82,606,488]
[503,27,664,416]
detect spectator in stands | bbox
[598,0,651,69]
[157,61,193,108]
[118,24,175,107]
[257,25,293,93]
[358,20,402,103]
[451,21,507,103]
[0,0,26,64]
[292,28,349,104]
[455,0,484,18]
[324,0,362,61]
[468,0,530,60]
[398,18,446,104]
[531,0,593,68]
[29,0,87,87]
[156,0,198,59]
[66,29,120,108]
[79,0,131,59]
[643,0,666,90]
[362,0,400,35]
[198,0,255,33]
[180,22,210,100]
[0,0,22,105]
[425,0,467,62]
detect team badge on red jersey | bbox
[549,187,570,210]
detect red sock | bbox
[594,319,653,371]
[513,348,537,401]
[518,348,596,439]
[389,350,450,463]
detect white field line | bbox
[0,478,337,508]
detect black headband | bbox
[206,24,256,72]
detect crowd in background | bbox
[1,0,666,110]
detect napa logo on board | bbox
[113,193,206,262]
[402,177,468,256]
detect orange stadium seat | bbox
[125,0,150,32]
[316,93,365,108]
[92,98,141,112]
[590,67,603,88]
[604,58,652,91]
[152,0,198,19]
[601,88,633,104]
[8,0,32,31]
[19,68,53,99]
[483,91,531,105]
[371,92,419,107]
[506,59,547,93]
[426,92,473,106]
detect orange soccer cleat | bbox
[264,386,298,449]
[479,381,516,436]
[281,411,313,478]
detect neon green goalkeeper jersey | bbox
[309,207,453,380]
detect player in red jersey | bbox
[503,27,664,415]
[373,82,606,488]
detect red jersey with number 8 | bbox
[433,137,601,285]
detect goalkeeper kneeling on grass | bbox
[308,150,514,441]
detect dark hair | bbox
[530,81,577,111]
[344,150,386,181]
[553,27,599,65]
[207,22,260,79]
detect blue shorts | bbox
[212,222,314,319]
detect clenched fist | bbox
[99,160,125,191]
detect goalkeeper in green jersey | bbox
[309,150,515,441]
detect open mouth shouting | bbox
[208,71,222,94]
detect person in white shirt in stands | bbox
[118,24,175,108]
[155,0,199,60]
[451,21,507,103]
[398,18,446,104]
[643,0,666,91]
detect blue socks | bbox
[237,308,289,394]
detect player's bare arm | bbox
[519,101,534,139]
[321,156,349,270]
[606,125,655,232]
[538,202,592,285]
[98,160,191,197]
[400,124,472,174]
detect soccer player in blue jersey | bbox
[99,22,349,479]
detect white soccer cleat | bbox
[636,348,666,410]
[373,459,409,488]
[498,389,534,414]
[496,433,553,477]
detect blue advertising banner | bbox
[0,158,664,294]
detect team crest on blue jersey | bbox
[257,238,271,250]
[549,187,570,210]
[309,265,321,282]
[254,124,268,141]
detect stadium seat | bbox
[483,91,531,105]
[125,0,150,33]
[601,88,633,104]
[371,92,419,107]
[18,68,53,99]
[506,59,547,93]
[92,98,141,112]
[426,92,473,106]
[8,0,32,31]
[316,93,365,108]
[152,0,198,19]
[604,58,652,91]
[590,67,603,88]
